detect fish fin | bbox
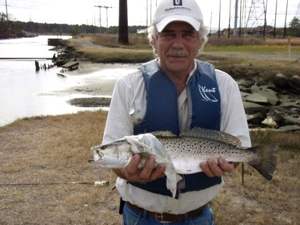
[181,127,242,147]
[152,131,178,138]
[249,143,279,180]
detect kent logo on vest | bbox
[198,85,219,103]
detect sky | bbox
[1,0,299,31]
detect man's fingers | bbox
[218,158,234,173]
[200,161,215,177]
[207,158,224,177]
[126,154,141,176]
[124,155,166,182]
[149,164,166,181]
[200,158,226,177]
[138,156,155,179]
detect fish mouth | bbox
[96,150,103,160]
[91,146,103,161]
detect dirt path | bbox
[207,51,300,59]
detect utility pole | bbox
[210,12,212,36]
[233,0,239,36]
[150,0,152,25]
[273,0,278,38]
[146,0,153,26]
[263,0,268,37]
[283,0,289,39]
[297,1,300,16]
[104,5,112,29]
[118,0,129,44]
[228,0,232,38]
[146,0,148,26]
[218,0,221,38]
[246,0,266,31]
[94,1,112,33]
[239,0,243,37]
[95,5,102,33]
[5,0,9,21]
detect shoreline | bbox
[53,61,140,96]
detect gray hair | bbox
[147,21,209,57]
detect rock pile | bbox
[68,73,300,133]
[239,74,300,132]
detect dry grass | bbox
[212,130,300,224]
[198,52,300,81]
[68,36,152,63]
[74,34,300,48]
[90,33,150,49]
[0,111,299,224]
[0,111,122,225]
[68,34,300,80]
[265,37,300,46]
[77,46,152,63]
[207,36,300,47]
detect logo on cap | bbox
[173,0,182,6]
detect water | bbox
[0,35,137,127]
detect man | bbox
[102,0,251,224]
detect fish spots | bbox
[93,128,278,180]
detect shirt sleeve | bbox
[216,69,252,147]
[102,77,134,144]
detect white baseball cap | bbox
[153,0,203,32]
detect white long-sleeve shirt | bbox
[102,60,251,214]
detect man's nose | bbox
[171,35,185,47]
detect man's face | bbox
[153,21,203,76]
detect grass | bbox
[0,111,121,225]
[198,52,299,82]
[77,46,153,63]
[212,129,300,224]
[68,34,300,80]
[0,111,299,224]
[204,45,300,55]
[205,36,300,55]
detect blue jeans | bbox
[122,203,215,225]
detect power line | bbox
[246,0,266,30]
[94,1,112,33]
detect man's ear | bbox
[198,40,203,50]
[151,37,157,47]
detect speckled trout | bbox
[91,128,278,197]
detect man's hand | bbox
[113,154,166,183]
[200,157,235,177]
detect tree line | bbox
[1,11,299,39]
[0,12,147,39]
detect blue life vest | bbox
[131,59,222,198]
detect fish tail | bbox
[249,143,279,180]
